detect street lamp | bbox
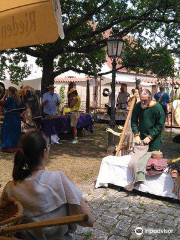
[107,37,124,150]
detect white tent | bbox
[100,63,156,86]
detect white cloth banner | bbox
[95,155,178,199]
[52,0,65,39]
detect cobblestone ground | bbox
[76,180,180,240]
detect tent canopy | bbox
[0,0,64,50]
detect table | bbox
[41,113,93,137]
[95,155,177,199]
[90,107,128,122]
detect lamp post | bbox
[107,37,124,149]
[136,78,141,90]
[163,79,169,93]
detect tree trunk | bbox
[41,57,54,94]
[93,75,98,108]
[86,79,90,113]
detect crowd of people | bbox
[106,84,170,116]
[0,82,82,153]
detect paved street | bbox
[76,179,180,240]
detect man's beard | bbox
[141,103,149,109]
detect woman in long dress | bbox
[0,86,23,153]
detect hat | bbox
[68,88,76,94]
[47,85,56,89]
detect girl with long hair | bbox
[1,131,94,240]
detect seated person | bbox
[1,131,94,240]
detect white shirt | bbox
[2,170,82,240]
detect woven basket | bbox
[0,194,24,237]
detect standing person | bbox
[22,90,42,132]
[154,85,170,117]
[131,89,165,151]
[1,131,95,240]
[42,85,60,117]
[68,82,76,107]
[104,86,118,116]
[117,86,130,110]
[0,83,5,115]
[63,82,76,116]
[0,87,24,153]
[136,86,143,103]
[131,88,135,95]
[0,82,5,99]
[42,85,61,144]
[68,88,81,144]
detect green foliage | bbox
[0,51,30,85]
[59,84,66,106]
[123,40,175,78]
[1,0,180,88]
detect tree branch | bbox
[65,0,111,34]
[54,0,111,49]
[53,64,127,79]
[18,47,43,58]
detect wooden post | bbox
[115,92,137,156]
[86,79,90,113]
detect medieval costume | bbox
[131,101,165,151]
[1,97,24,152]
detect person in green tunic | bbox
[131,89,165,151]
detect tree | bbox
[0,0,179,93]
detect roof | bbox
[55,77,89,83]
[158,78,180,85]
[54,70,92,83]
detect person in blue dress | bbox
[154,85,170,117]
[0,86,24,153]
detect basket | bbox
[0,193,24,238]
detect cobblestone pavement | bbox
[76,179,180,240]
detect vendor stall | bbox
[41,113,93,137]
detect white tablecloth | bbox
[95,155,178,199]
